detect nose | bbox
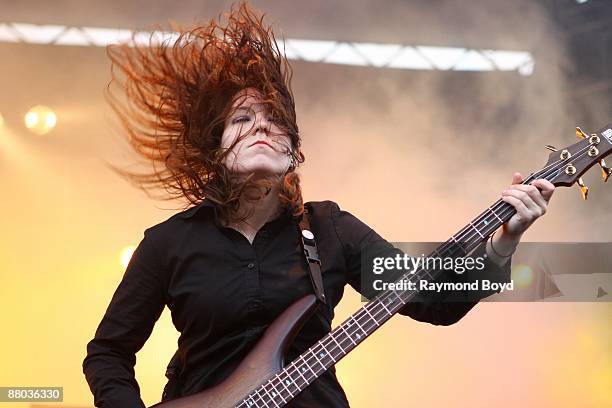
[253,112,272,135]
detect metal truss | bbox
[0,22,534,75]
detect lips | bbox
[250,140,273,148]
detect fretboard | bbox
[236,172,549,408]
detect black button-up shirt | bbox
[83,200,510,408]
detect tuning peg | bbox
[545,144,558,152]
[577,177,589,200]
[600,159,612,182]
[576,127,588,139]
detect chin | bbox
[232,164,285,178]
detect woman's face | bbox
[221,88,292,177]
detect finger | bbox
[508,184,548,212]
[501,195,532,225]
[511,172,523,185]
[531,179,555,202]
[502,189,542,217]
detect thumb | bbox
[511,172,523,185]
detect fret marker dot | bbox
[319,352,325,358]
[272,391,277,397]
[301,367,307,372]
[355,333,361,339]
[483,220,489,226]
[285,379,291,386]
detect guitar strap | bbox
[297,205,327,305]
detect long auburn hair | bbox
[106,1,304,222]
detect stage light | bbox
[512,264,534,288]
[120,245,136,270]
[24,105,56,135]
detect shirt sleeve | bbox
[331,203,512,326]
[82,228,167,408]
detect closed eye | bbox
[232,116,251,124]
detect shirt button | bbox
[247,262,255,269]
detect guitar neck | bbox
[245,192,525,405]
[236,123,612,407]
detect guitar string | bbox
[236,201,520,408]
[236,141,597,408]
[236,143,592,408]
[438,135,605,256]
[240,147,580,404]
[236,146,582,408]
[318,139,597,348]
[238,164,581,408]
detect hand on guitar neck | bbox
[486,171,555,266]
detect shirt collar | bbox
[177,198,217,220]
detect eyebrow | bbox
[228,107,252,117]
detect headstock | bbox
[537,124,612,199]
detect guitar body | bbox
[151,294,318,408]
